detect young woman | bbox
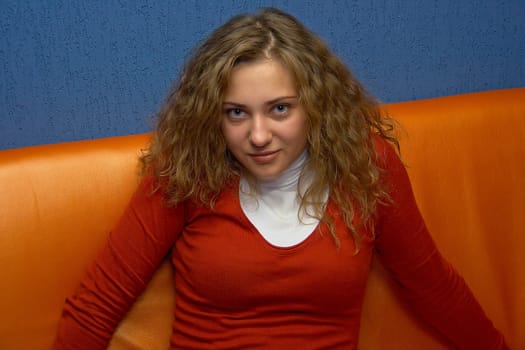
[54,8,508,349]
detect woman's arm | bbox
[374,138,509,350]
[53,175,185,350]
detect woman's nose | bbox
[249,115,272,147]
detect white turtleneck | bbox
[239,150,329,247]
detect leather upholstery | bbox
[1,88,523,349]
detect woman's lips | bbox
[249,150,279,164]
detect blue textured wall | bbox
[1,0,524,150]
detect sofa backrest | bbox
[0,88,523,349]
[360,87,525,349]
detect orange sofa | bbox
[1,88,524,349]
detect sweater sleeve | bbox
[53,175,185,350]
[373,138,509,350]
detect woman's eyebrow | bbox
[222,96,299,107]
[222,101,246,108]
[265,96,299,105]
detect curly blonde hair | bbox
[141,7,398,246]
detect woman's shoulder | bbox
[371,133,402,169]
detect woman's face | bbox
[221,58,308,181]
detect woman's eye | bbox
[226,108,246,118]
[272,104,289,115]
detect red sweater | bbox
[54,139,508,349]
